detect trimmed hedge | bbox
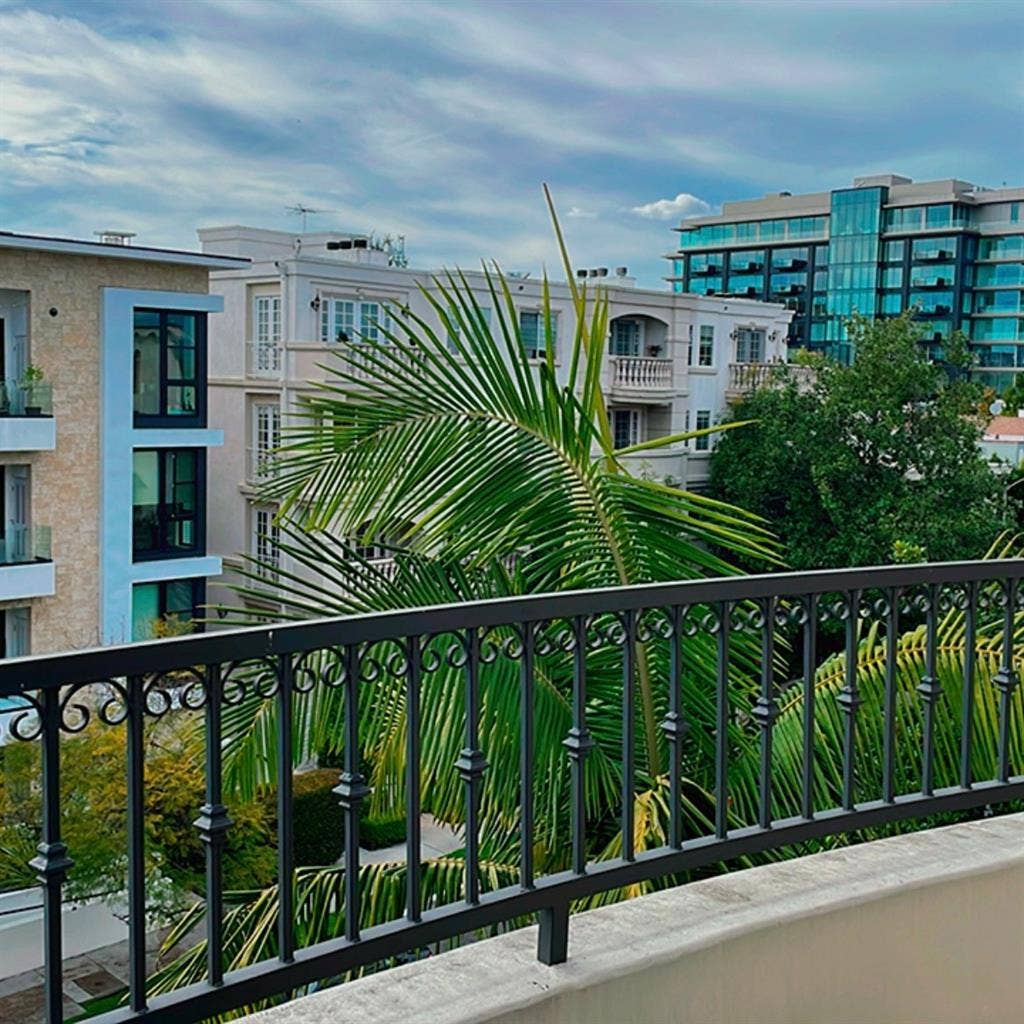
[360,815,407,851]
[291,769,345,866]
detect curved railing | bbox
[1,560,1022,1023]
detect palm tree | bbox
[149,194,776,1000]
[148,197,1021,1005]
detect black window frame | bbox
[132,448,206,561]
[133,308,208,427]
[131,577,206,640]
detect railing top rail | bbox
[1,559,1023,693]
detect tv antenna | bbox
[285,204,334,231]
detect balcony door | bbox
[5,465,28,561]
[610,320,641,357]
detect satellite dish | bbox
[990,399,1006,415]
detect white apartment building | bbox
[198,227,791,604]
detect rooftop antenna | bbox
[285,204,334,232]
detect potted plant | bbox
[21,365,45,416]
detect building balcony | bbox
[726,361,816,398]
[609,356,673,394]
[340,342,424,382]
[245,446,279,484]
[0,525,54,600]
[0,560,1020,1022]
[246,340,282,378]
[0,380,56,452]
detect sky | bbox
[1,0,1022,287]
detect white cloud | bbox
[631,194,711,221]
[567,206,596,219]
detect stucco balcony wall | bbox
[247,812,1024,1024]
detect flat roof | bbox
[0,231,249,269]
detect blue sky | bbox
[1,0,1022,286]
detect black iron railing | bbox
[1,561,1023,1023]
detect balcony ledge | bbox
[0,415,55,452]
[0,560,55,600]
[246,813,1024,1024]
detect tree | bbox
[708,312,1011,570]
[148,196,776,998]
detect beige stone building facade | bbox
[0,233,246,656]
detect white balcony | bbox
[609,356,673,394]
[0,525,54,600]
[0,381,56,452]
[246,446,279,483]
[341,342,421,381]
[246,340,282,378]
[726,361,816,397]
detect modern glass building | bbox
[666,174,1024,382]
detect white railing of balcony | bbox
[610,356,673,391]
[246,340,282,378]
[246,447,279,483]
[340,342,421,381]
[728,361,816,393]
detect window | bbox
[133,449,203,559]
[131,579,203,641]
[321,298,356,343]
[359,302,389,342]
[694,410,712,451]
[520,310,557,360]
[683,409,690,449]
[611,408,640,449]
[133,309,206,425]
[254,295,281,345]
[446,305,491,353]
[252,402,280,479]
[610,320,641,357]
[734,328,765,363]
[697,325,714,367]
[252,507,280,579]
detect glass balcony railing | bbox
[0,523,52,564]
[0,379,53,416]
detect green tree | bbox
[709,312,1010,570]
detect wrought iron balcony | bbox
[341,341,423,381]
[0,560,1021,1023]
[609,356,673,392]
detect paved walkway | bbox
[0,918,198,1023]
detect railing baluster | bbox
[564,615,594,875]
[993,578,1019,783]
[29,687,72,1024]
[126,677,147,1012]
[662,606,687,849]
[882,588,900,804]
[918,584,943,795]
[335,644,370,939]
[960,582,978,789]
[752,598,779,830]
[621,610,636,861]
[801,593,817,820]
[455,629,487,904]
[277,654,295,962]
[195,664,231,985]
[405,637,422,922]
[838,589,863,811]
[715,601,730,840]
[520,622,535,889]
